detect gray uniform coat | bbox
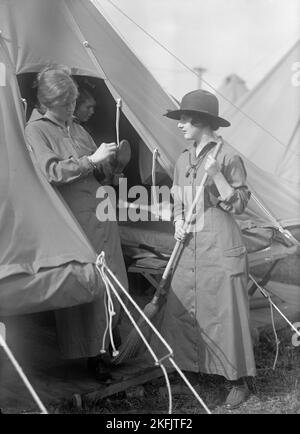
[25,115,127,358]
[160,140,256,380]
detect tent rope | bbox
[99,288,110,354]
[95,252,211,414]
[21,98,28,119]
[249,273,300,336]
[96,256,119,357]
[115,98,122,148]
[249,273,300,370]
[96,252,173,412]
[0,333,48,414]
[102,0,300,160]
[151,148,160,218]
[268,299,280,370]
[96,252,170,361]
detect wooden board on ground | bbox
[78,365,169,407]
[1,287,299,413]
[0,314,163,413]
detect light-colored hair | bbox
[37,65,78,108]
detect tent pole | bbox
[0,333,48,414]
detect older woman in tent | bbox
[161,89,256,409]
[25,66,128,382]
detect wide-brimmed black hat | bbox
[164,89,230,127]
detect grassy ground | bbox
[50,327,300,414]
[50,247,300,415]
[7,236,299,415]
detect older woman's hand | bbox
[174,219,187,242]
[205,154,220,177]
[89,142,117,165]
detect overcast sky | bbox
[93,0,299,99]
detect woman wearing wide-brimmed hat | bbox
[160,89,256,409]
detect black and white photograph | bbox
[0,0,299,418]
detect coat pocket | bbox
[223,245,246,257]
[222,245,247,275]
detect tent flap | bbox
[0,10,100,314]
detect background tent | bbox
[218,74,249,116]
[221,39,300,227]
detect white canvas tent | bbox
[0,0,299,316]
[218,74,249,116]
[221,40,300,227]
[0,0,299,412]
